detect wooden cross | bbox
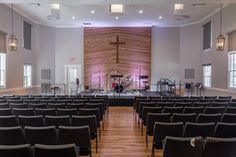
[109,35,126,64]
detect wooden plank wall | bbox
[84,27,151,91]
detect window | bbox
[203,21,212,50]
[203,64,212,87]
[0,53,6,87]
[24,64,32,87]
[229,52,236,88]
[23,21,32,50]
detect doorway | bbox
[65,64,81,95]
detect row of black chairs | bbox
[158,136,236,157]
[0,125,91,156]
[150,121,236,150]
[0,143,79,157]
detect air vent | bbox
[175,14,190,21]
[83,22,92,26]
[192,3,207,6]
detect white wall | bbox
[151,26,180,90]
[54,28,84,85]
[0,4,37,94]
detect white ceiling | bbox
[1,0,236,27]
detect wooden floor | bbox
[91,106,163,157]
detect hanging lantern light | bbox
[8,3,18,51]
[216,4,225,51]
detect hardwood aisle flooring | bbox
[92,106,163,157]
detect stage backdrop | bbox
[84,27,151,91]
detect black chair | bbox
[35,108,57,117]
[163,107,183,115]
[58,126,92,157]
[34,144,78,157]
[67,103,84,109]
[47,103,66,109]
[9,103,28,109]
[71,115,98,152]
[162,136,204,157]
[0,144,32,157]
[138,102,157,119]
[0,108,12,116]
[204,106,225,114]
[57,108,78,117]
[204,96,217,100]
[215,122,236,138]
[142,106,162,125]
[222,113,236,123]
[157,102,175,108]
[230,102,236,107]
[45,115,70,128]
[183,106,205,115]
[0,103,9,108]
[0,115,18,127]
[28,103,47,109]
[84,103,104,121]
[211,102,228,107]
[25,126,57,145]
[0,126,26,145]
[225,107,236,114]
[18,115,44,127]
[183,122,215,137]
[202,137,236,157]
[218,96,232,100]
[172,113,196,124]
[175,102,192,107]
[12,108,34,116]
[152,122,183,151]
[192,102,210,107]
[146,113,171,148]
[78,108,101,128]
[197,113,222,123]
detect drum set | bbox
[110,74,133,93]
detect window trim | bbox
[23,64,32,88]
[228,51,236,90]
[0,53,6,88]
[203,64,212,88]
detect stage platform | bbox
[80,91,160,106]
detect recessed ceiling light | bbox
[72,16,76,20]
[110,4,124,13]
[158,16,163,19]
[91,10,95,14]
[139,10,143,14]
[115,16,119,19]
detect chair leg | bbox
[152,146,155,157]
[90,148,92,157]
[96,135,98,153]
[146,134,148,149]
[141,123,143,136]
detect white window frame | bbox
[229,51,236,89]
[0,53,6,88]
[203,64,212,88]
[23,64,32,88]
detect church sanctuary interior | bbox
[2,0,236,156]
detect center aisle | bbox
[92,106,163,157]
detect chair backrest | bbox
[197,113,222,123]
[47,103,66,109]
[78,108,101,125]
[0,115,18,127]
[202,137,236,157]
[84,103,103,118]
[18,115,44,127]
[0,126,26,145]
[0,103,9,109]
[225,107,236,114]
[175,102,192,107]
[25,126,57,145]
[28,103,47,109]
[0,144,32,157]
[146,113,171,136]
[192,102,210,107]
[58,125,91,156]
[153,122,184,149]
[45,115,70,128]
[163,136,204,157]
[9,103,28,108]
[157,102,175,108]
[57,108,78,117]
[215,122,236,138]
[12,108,35,116]
[142,107,162,124]
[183,106,205,115]
[138,101,157,116]
[184,122,215,137]
[0,108,12,116]
[204,96,217,100]
[34,144,78,157]
[218,96,232,100]
[67,103,84,109]
[204,106,225,114]
[71,115,97,139]
[35,108,57,116]
[163,107,183,115]
[172,113,196,124]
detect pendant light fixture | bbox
[8,3,18,51]
[216,4,225,51]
